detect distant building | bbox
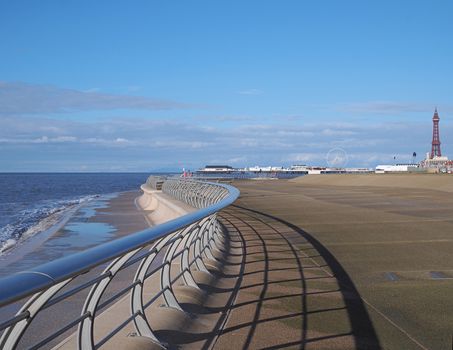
[430,108,442,158]
[419,108,450,170]
[375,164,418,174]
[376,108,452,173]
[200,165,234,172]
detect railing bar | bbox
[121,229,190,274]
[28,312,91,350]
[169,238,215,285]
[97,280,140,311]
[43,273,110,309]
[129,234,185,268]
[143,286,169,310]
[170,248,185,261]
[94,311,140,349]
[170,268,188,285]
[143,264,164,280]
[186,239,214,270]
[119,248,157,270]
[141,246,188,282]
[0,311,30,332]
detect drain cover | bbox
[384,272,399,281]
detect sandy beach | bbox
[0,191,149,277]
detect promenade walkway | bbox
[106,202,377,350]
[211,205,378,349]
[219,177,453,350]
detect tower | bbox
[430,108,441,159]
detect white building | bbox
[375,164,418,173]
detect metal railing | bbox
[0,178,239,349]
[162,178,229,209]
[145,176,166,190]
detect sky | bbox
[1,0,452,172]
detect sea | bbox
[0,173,159,257]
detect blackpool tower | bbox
[430,108,442,159]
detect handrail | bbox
[0,177,240,349]
[145,176,166,190]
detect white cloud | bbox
[321,128,356,136]
[0,81,193,114]
[285,153,322,163]
[0,136,78,143]
[336,101,453,115]
[54,136,77,142]
[0,112,446,171]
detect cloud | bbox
[0,81,192,114]
[193,114,255,122]
[285,151,408,167]
[0,113,448,171]
[237,89,262,95]
[321,128,356,136]
[83,88,101,93]
[285,153,322,163]
[336,101,453,115]
[0,136,78,144]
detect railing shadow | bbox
[210,204,381,350]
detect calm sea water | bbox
[0,173,159,253]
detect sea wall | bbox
[136,182,196,225]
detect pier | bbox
[1,175,453,349]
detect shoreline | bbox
[0,191,147,276]
[0,194,104,256]
[0,202,83,269]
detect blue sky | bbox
[1,0,452,171]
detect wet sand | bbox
[89,191,150,236]
[0,191,149,277]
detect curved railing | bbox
[162,178,229,208]
[145,176,166,190]
[0,178,239,349]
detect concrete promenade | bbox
[85,175,453,349]
[214,206,370,349]
[223,175,453,349]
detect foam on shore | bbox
[0,195,97,256]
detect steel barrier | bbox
[145,176,166,190]
[0,177,239,349]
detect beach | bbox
[0,190,151,349]
[0,191,150,277]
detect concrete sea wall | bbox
[136,182,196,225]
